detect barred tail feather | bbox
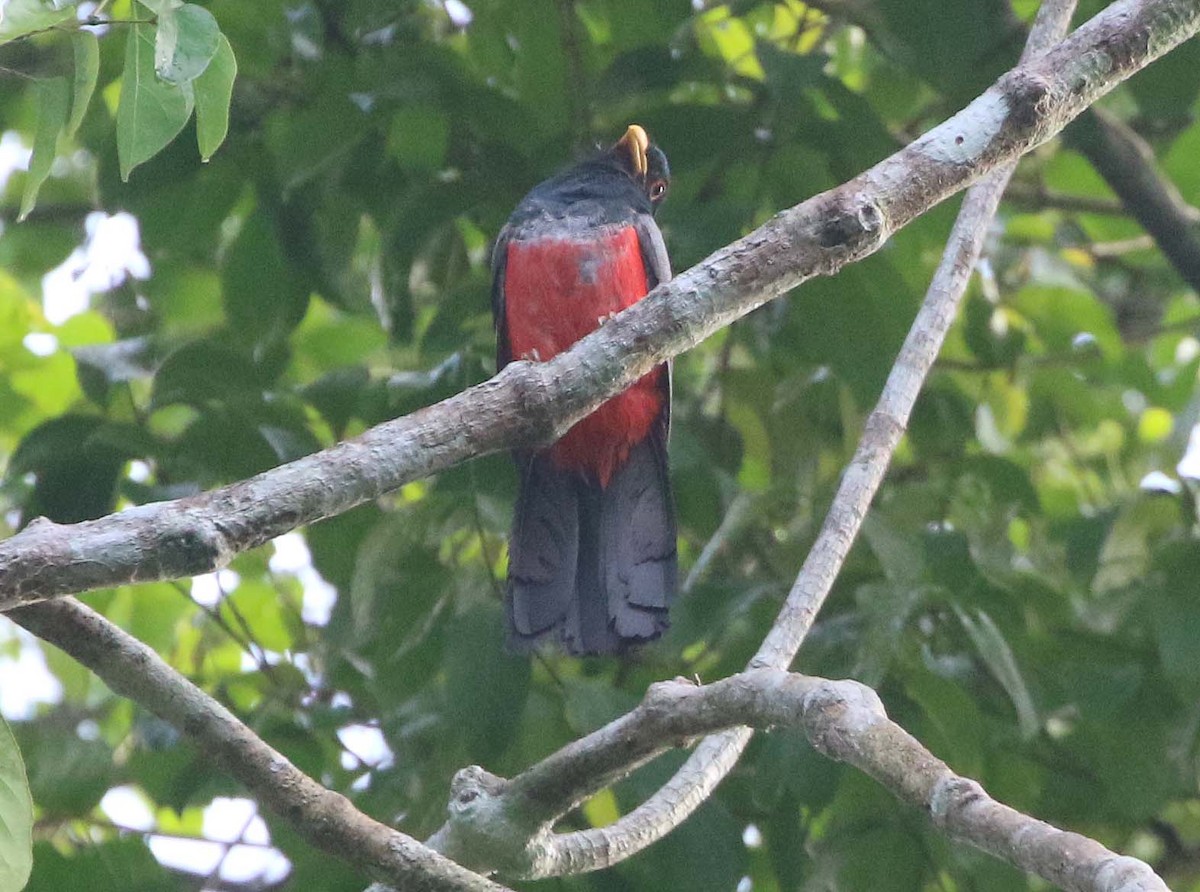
[506,435,676,656]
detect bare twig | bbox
[1003,180,1132,216]
[1088,233,1159,257]
[681,491,755,593]
[0,15,156,47]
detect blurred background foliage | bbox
[2,0,1200,890]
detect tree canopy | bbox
[1,1,1200,891]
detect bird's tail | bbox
[506,436,676,655]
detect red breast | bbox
[504,225,665,487]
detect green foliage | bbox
[19,76,69,221]
[0,715,33,892]
[1,1,1200,890]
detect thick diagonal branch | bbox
[2,0,1197,610]
[11,598,511,892]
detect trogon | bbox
[492,124,677,655]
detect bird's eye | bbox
[649,179,668,200]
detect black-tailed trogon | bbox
[492,124,677,655]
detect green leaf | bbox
[154,3,220,84]
[903,666,985,776]
[264,92,371,196]
[18,76,69,222]
[0,715,33,892]
[0,0,74,40]
[194,32,236,161]
[16,724,112,817]
[10,415,128,523]
[117,21,195,181]
[72,336,157,404]
[1151,543,1200,701]
[955,607,1039,740]
[562,677,639,736]
[386,106,449,171]
[1092,497,1180,594]
[835,827,927,892]
[66,31,99,138]
[221,212,310,345]
[754,729,839,811]
[863,511,925,585]
[344,514,446,647]
[444,602,531,764]
[220,580,298,652]
[1011,285,1122,358]
[27,838,175,892]
[136,0,183,12]
[150,339,265,408]
[854,581,931,686]
[1127,38,1200,119]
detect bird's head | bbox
[607,124,670,210]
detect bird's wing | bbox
[490,224,513,370]
[633,213,673,441]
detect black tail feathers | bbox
[505,436,676,655]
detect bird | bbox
[491,124,677,655]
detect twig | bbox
[1067,106,1200,292]
[0,16,156,47]
[37,815,278,849]
[205,807,260,889]
[1002,180,1132,216]
[681,491,754,594]
[1088,234,1158,258]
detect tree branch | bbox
[1004,178,1198,219]
[1,0,1196,612]
[1067,105,1200,293]
[429,669,1168,892]
[10,598,511,892]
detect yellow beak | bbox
[615,124,650,176]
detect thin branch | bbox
[756,0,1078,666]
[41,815,278,849]
[3,0,1197,612]
[0,16,157,47]
[1067,106,1200,293]
[1087,233,1158,257]
[432,669,1168,892]
[681,491,755,593]
[1002,180,1135,216]
[9,598,510,892]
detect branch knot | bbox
[799,679,886,760]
